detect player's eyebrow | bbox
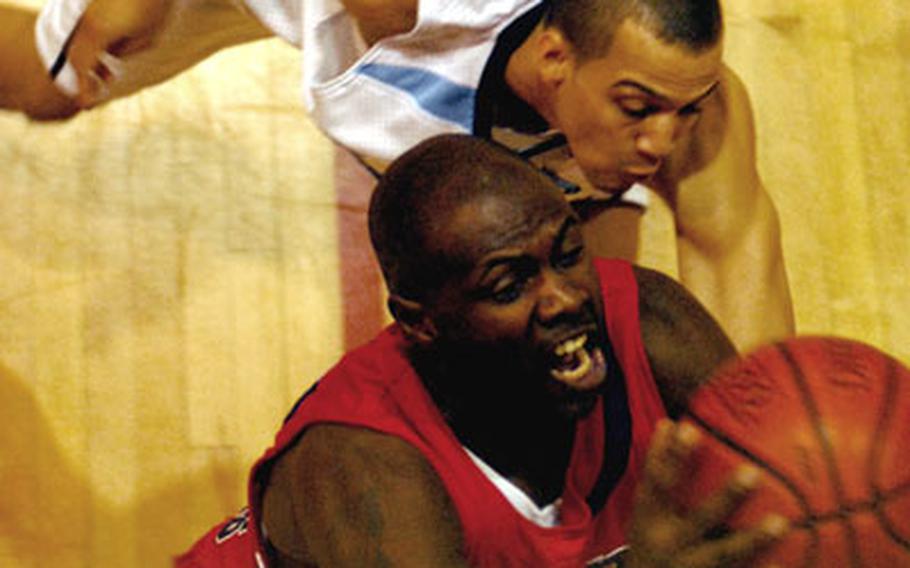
[612,79,719,108]
[473,214,574,282]
[475,255,527,285]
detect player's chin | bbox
[543,373,603,419]
[553,388,600,419]
[578,167,629,194]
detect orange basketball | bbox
[681,336,910,567]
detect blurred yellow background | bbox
[0,0,907,566]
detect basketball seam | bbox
[690,341,910,565]
[871,358,910,552]
[683,408,820,568]
[777,342,863,568]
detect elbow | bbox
[10,82,82,121]
[23,100,81,121]
[2,78,82,122]
[0,7,81,121]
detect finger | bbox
[632,420,672,528]
[683,464,761,540]
[644,418,673,466]
[638,419,672,503]
[681,513,789,568]
[643,420,700,497]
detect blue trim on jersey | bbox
[357,63,476,131]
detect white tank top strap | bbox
[463,447,562,528]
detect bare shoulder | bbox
[658,62,766,245]
[340,0,418,45]
[632,266,736,417]
[696,64,757,155]
[293,422,445,481]
[708,64,758,158]
[661,64,757,187]
[262,423,467,567]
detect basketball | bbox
[681,336,910,567]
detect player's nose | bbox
[635,114,679,159]
[535,270,585,324]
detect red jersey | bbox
[176,259,667,567]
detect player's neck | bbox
[456,404,576,507]
[410,346,579,505]
[473,4,551,136]
[452,384,576,504]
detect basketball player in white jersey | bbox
[0,0,795,353]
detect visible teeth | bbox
[551,347,592,383]
[554,334,587,356]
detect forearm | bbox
[0,5,77,119]
[676,190,795,353]
[2,0,269,118]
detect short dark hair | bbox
[369,135,549,299]
[543,0,723,60]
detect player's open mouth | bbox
[549,333,607,387]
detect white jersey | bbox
[299,0,540,164]
[34,0,649,204]
[35,0,535,158]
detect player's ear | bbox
[388,294,438,345]
[534,26,576,88]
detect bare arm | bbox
[634,265,736,417]
[1,0,269,118]
[633,267,789,565]
[262,424,469,567]
[0,0,411,120]
[660,65,794,353]
[0,5,77,119]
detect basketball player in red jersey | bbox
[0,0,794,354]
[178,135,787,567]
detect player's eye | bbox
[554,245,584,270]
[489,278,526,304]
[618,100,658,119]
[679,103,703,117]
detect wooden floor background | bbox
[0,0,907,565]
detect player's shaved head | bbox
[544,0,723,60]
[369,134,563,300]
